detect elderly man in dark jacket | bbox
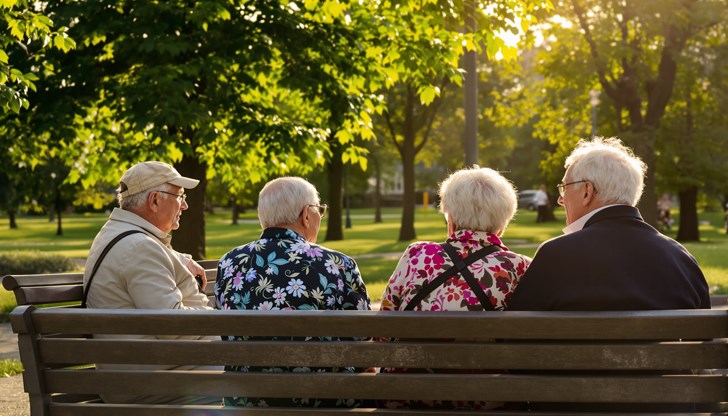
[508,137,709,311]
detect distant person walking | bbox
[657,193,673,231]
[535,184,549,223]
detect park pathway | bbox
[0,373,28,416]
[1,321,27,415]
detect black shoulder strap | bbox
[81,230,145,308]
[440,243,496,311]
[404,242,501,311]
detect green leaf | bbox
[53,35,65,50]
[0,0,18,9]
[34,15,54,28]
[335,129,353,144]
[418,85,439,106]
[9,97,20,113]
[322,0,345,19]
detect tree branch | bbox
[383,106,403,155]
[570,0,618,99]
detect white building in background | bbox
[365,163,442,208]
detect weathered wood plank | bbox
[43,371,728,403]
[27,308,728,339]
[52,402,702,416]
[46,403,590,416]
[38,338,728,370]
[2,273,85,290]
[3,271,217,305]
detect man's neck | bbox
[563,204,622,235]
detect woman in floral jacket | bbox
[380,166,531,410]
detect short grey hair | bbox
[117,184,171,210]
[565,137,646,206]
[438,166,517,234]
[258,177,320,229]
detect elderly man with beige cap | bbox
[83,161,221,405]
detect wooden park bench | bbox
[4,267,728,415]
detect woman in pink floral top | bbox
[380,166,531,410]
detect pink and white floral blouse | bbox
[380,230,531,312]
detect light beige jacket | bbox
[84,208,211,311]
[83,208,219,405]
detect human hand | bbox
[187,259,207,290]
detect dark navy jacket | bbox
[508,205,710,311]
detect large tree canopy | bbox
[497,0,726,228]
[3,0,379,257]
[0,0,74,113]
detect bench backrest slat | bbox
[22,308,728,340]
[38,338,728,370]
[43,370,728,403]
[2,270,218,306]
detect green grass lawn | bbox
[2,207,728,306]
[0,359,22,377]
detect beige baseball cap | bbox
[119,161,199,197]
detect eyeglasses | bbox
[157,190,187,202]
[308,204,327,218]
[557,180,588,197]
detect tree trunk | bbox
[397,89,418,242]
[399,131,417,241]
[544,192,557,222]
[723,195,728,234]
[326,144,344,241]
[8,210,17,229]
[231,198,240,225]
[635,136,657,227]
[373,156,382,223]
[173,154,207,260]
[55,190,63,236]
[676,187,699,242]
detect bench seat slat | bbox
[47,403,578,416]
[44,370,728,403]
[38,338,728,370]
[52,403,718,416]
[25,308,728,339]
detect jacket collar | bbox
[583,204,643,228]
[109,208,171,245]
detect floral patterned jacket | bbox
[379,230,531,410]
[381,230,530,312]
[215,227,371,408]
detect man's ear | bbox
[582,182,595,205]
[300,206,310,228]
[148,191,160,212]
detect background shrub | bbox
[0,251,77,275]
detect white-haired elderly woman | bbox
[215,176,371,409]
[379,166,531,411]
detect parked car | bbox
[517,190,539,211]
